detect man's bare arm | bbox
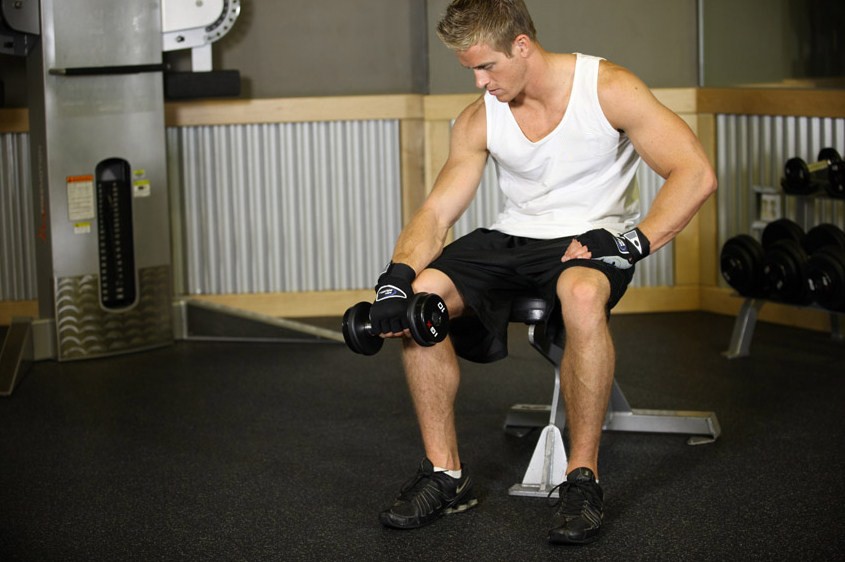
[600,63,717,252]
[564,63,717,263]
[391,97,489,274]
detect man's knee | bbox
[413,268,466,318]
[556,267,611,323]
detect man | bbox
[370,0,716,545]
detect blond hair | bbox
[436,0,537,56]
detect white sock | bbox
[433,465,462,479]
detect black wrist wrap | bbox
[621,227,651,261]
[381,262,416,284]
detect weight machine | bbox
[0,0,288,396]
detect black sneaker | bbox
[547,467,604,545]
[379,458,478,529]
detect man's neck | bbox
[511,50,574,111]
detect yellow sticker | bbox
[133,179,151,198]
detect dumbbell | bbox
[720,234,766,297]
[761,218,812,304]
[719,218,805,298]
[805,224,845,312]
[781,147,842,195]
[826,160,845,199]
[342,293,449,355]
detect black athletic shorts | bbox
[428,228,635,363]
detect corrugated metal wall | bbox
[0,132,36,300]
[5,113,845,300]
[716,114,845,244]
[168,120,402,294]
[454,161,674,287]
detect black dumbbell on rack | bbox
[761,218,812,304]
[720,218,807,301]
[781,147,842,196]
[805,224,845,312]
[720,234,767,298]
[827,160,845,199]
[342,293,449,355]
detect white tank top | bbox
[486,53,641,239]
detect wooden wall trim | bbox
[697,88,845,118]
[164,94,425,127]
[186,290,374,319]
[0,108,29,133]
[423,94,479,121]
[652,88,698,113]
[0,300,38,325]
[190,286,704,318]
[0,90,704,134]
[400,119,426,224]
[5,288,836,336]
[4,287,836,336]
[6,89,844,133]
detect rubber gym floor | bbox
[1,311,843,561]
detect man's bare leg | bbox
[402,268,466,471]
[547,266,614,545]
[379,269,476,529]
[556,267,616,478]
[402,336,462,470]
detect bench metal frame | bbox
[504,301,721,498]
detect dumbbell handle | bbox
[360,320,385,336]
[783,149,842,193]
[366,293,448,341]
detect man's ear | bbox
[513,34,531,57]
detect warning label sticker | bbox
[67,175,95,222]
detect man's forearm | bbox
[391,207,451,275]
[638,165,717,253]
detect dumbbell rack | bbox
[723,186,845,358]
[723,298,843,358]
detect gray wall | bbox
[427,0,699,94]
[2,0,841,107]
[702,0,845,87]
[209,0,428,98]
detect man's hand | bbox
[370,262,416,335]
[562,228,650,270]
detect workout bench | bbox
[503,296,721,498]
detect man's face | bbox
[456,40,525,102]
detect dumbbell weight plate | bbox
[782,158,819,195]
[827,161,845,199]
[406,293,449,346]
[803,223,845,255]
[720,235,766,297]
[763,240,812,304]
[817,147,842,163]
[342,301,384,356]
[807,246,845,312]
[816,148,842,198]
[761,218,804,250]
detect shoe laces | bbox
[397,470,434,501]
[548,481,595,517]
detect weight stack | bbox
[26,0,174,361]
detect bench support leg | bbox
[505,323,721,498]
[508,365,568,498]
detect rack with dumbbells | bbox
[720,148,845,358]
